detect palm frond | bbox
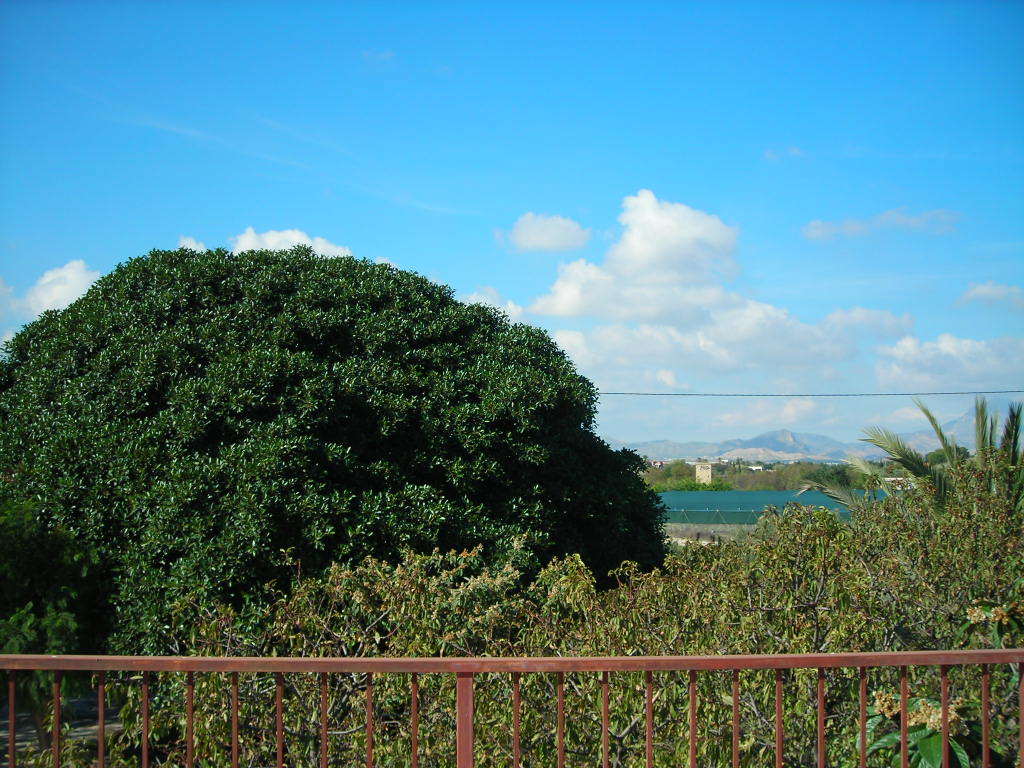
[797,481,868,512]
[929,468,953,509]
[849,455,912,501]
[861,426,930,478]
[847,456,883,480]
[974,396,995,455]
[914,397,962,468]
[1000,402,1023,513]
[999,402,1021,466]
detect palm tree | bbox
[799,397,1023,513]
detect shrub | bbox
[83,485,1022,767]
[0,247,665,652]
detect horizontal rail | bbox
[5,650,1023,768]
[3,648,1023,673]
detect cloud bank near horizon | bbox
[4,204,1020,441]
[469,190,1021,438]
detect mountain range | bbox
[605,397,1018,463]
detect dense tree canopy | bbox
[0,247,665,651]
[0,498,96,656]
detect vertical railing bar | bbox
[940,665,950,768]
[557,671,565,768]
[688,670,697,768]
[1017,668,1023,768]
[141,671,150,768]
[51,671,60,768]
[411,673,419,768]
[319,672,328,768]
[456,673,474,768]
[817,667,826,768]
[275,672,284,768]
[364,672,374,768]
[601,671,610,768]
[731,669,739,768]
[645,670,653,768]
[186,671,194,768]
[774,669,783,768]
[97,671,106,768]
[231,671,239,768]
[899,666,909,768]
[859,667,868,768]
[512,672,521,768]
[8,670,15,768]
[981,664,991,768]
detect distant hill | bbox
[607,429,882,462]
[605,397,1021,462]
[891,395,1016,453]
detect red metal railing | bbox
[4,649,1024,767]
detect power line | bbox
[598,389,1024,398]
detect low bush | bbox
[55,465,1019,767]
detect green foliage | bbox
[1,497,99,749]
[805,462,856,487]
[720,461,856,491]
[649,476,733,492]
[660,477,733,491]
[0,247,665,653]
[34,467,1015,767]
[641,459,695,487]
[642,458,854,491]
[925,445,969,466]
[865,693,1012,768]
[0,498,96,655]
[956,577,1024,652]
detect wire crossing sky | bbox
[1,1,1022,442]
[599,390,1024,398]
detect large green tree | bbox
[0,497,99,747]
[0,247,665,652]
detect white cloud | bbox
[552,330,596,367]
[714,398,820,428]
[876,333,1024,389]
[503,212,591,252]
[530,191,913,394]
[552,307,853,382]
[178,235,208,251]
[781,398,818,421]
[605,189,738,282]
[958,281,1024,311]
[802,207,960,240]
[23,260,100,315]
[886,406,928,423]
[824,307,914,336]
[654,369,679,388]
[701,299,851,368]
[229,227,352,257]
[530,190,738,321]
[517,192,1018,441]
[462,286,525,322]
[0,261,100,338]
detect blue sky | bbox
[1,1,1022,443]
